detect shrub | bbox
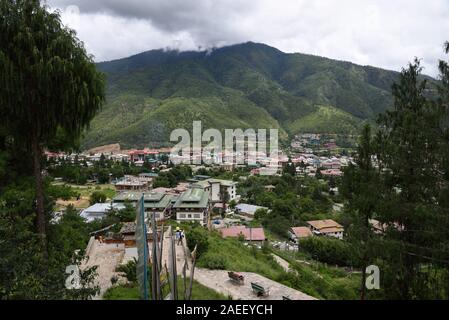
[116,259,137,283]
[186,227,209,258]
[299,237,360,267]
[201,254,228,270]
[89,191,107,205]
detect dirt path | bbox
[161,226,191,275]
[82,240,125,299]
[271,254,291,273]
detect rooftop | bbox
[306,219,343,232]
[193,178,237,189]
[220,226,266,241]
[173,188,209,209]
[113,191,173,209]
[235,203,268,215]
[290,227,313,238]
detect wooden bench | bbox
[228,271,244,285]
[251,282,270,297]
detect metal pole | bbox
[141,194,149,300]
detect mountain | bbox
[82,42,401,149]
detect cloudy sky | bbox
[45,0,449,76]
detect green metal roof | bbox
[173,188,209,209]
[113,191,173,209]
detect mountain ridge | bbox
[82,42,413,149]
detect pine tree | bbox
[341,124,381,299]
[376,56,449,299]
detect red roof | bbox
[220,226,266,241]
[128,148,159,155]
[321,169,343,177]
[290,227,313,238]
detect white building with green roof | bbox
[112,191,174,222]
[191,178,238,203]
[172,188,210,226]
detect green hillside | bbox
[286,105,363,134]
[82,42,404,149]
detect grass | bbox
[103,277,228,300]
[196,230,285,280]
[53,183,117,210]
[273,249,361,300]
[69,184,117,200]
[190,227,360,300]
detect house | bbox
[306,219,344,239]
[220,226,266,244]
[320,169,343,177]
[80,203,121,222]
[114,175,153,191]
[139,172,159,178]
[128,149,159,163]
[172,188,210,226]
[193,175,211,181]
[235,203,268,219]
[119,222,162,248]
[193,178,238,203]
[288,227,313,243]
[112,191,173,222]
[368,219,404,234]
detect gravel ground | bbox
[82,240,125,299]
[194,269,317,300]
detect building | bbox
[306,219,344,239]
[193,178,238,203]
[220,226,266,244]
[320,169,343,177]
[80,203,121,222]
[235,203,268,218]
[114,175,153,192]
[128,149,159,163]
[172,188,210,226]
[288,227,313,243]
[119,222,162,248]
[113,191,173,222]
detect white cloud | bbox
[46,0,449,76]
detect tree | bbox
[117,201,136,222]
[0,1,105,253]
[186,227,209,258]
[375,59,449,299]
[340,124,381,299]
[90,191,107,205]
[99,154,106,168]
[283,158,296,176]
[354,48,449,299]
[220,186,230,213]
[96,168,110,184]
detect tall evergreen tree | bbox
[0,1,105,252]
[341,124,381,299]
[375,56,449,299]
